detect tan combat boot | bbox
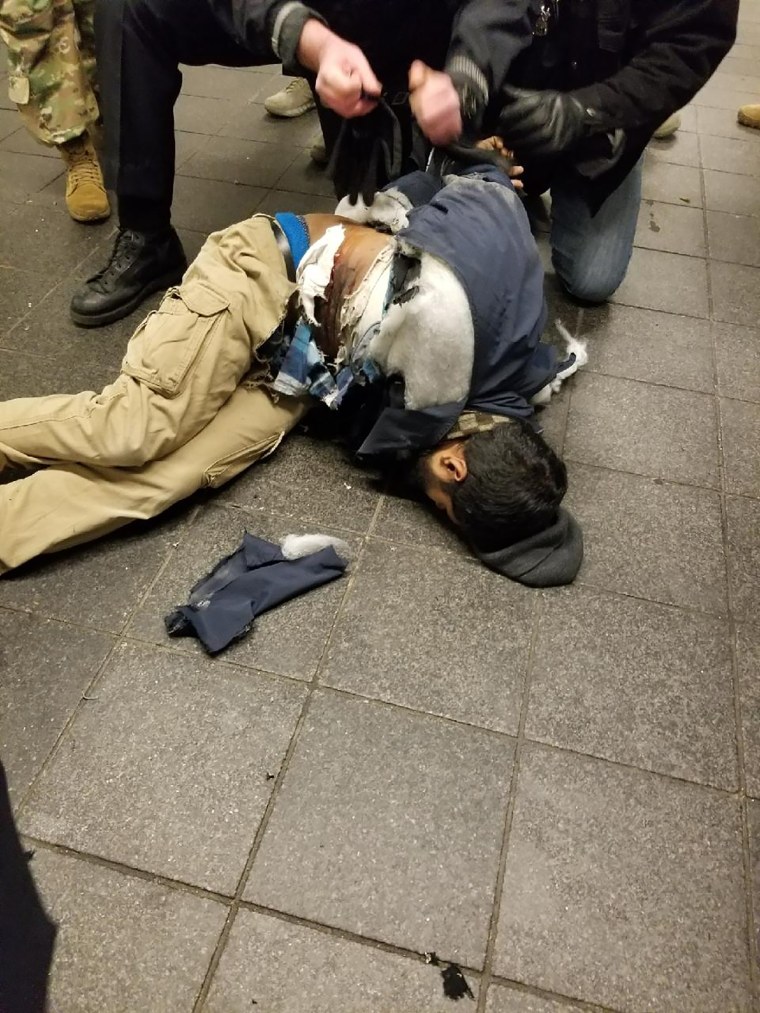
[738,104,760,130]
[58,133,111,223]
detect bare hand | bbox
[409,60,462,146]
[476,136,524,188]
[298,21,381,118]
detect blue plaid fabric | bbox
[269,312,383,409]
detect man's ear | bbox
[441,443,468,484]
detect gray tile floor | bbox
[1,11,760,1011]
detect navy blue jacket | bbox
[353,163,558,461]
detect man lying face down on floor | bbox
[0,153,586,585]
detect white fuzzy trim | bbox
[369,250,473,410]
[280,533,352,563]
[530,320,589,405]
[335,189,412,233]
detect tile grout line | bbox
[13,505,203,817]
[191,510,379,1010]
[701,129,759,1002]
[475,594,543,1013]
[20,831,622,1010]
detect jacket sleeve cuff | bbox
[270,2,326,75]
[445,54,489,131]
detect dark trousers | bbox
[95,0,270,226]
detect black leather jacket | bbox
[489,0,739,206]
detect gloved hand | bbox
[498,86,603,158]
[327,98,404,205]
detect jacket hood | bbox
[475,507,583,587]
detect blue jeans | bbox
[549,157,644,303]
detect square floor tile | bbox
[578,303,714,393]
[721,397,760,498]
[21,642,306,892]
[646,132,701,168]
[173,93,238,135]
[322,540,534,733]
[704,169,760,217]
[372,494,469,555]
[30,848,227,1013]
[0,109,19,141]
[486,985,585,1013]
[0,347,112,399]
[700,133,760,175]
[749,801,760,952]
[715,322,760,403]
[738,22,760,44]
[611,247,709,317]
[180,64,268,101]
[635,200,706,256]
[707,211,760,267]
[219,105,320,146]
[207,909,480,1011]
[711,260,760,328]
[564,373,719,488]
[737,624,760,798]
[182,136,300,188]
[494,744,751,1011]
[697,106,760,141]
[172,174,265,233]
[0,269,56,337]
[694,84,759,113]
[640,161,702,207]
[247,691,514,967]
[127,504,355,681]
[566,464,728,613]
[0,200,111,280]
[0,505,189,631]
[0,150,64,200]
[218,432,380,534]
[727,495,760,624]
[255,187,337,216]
[3,267,137,371]
[275,150,337,197]
[526,588,737,788]
[0,610,113,803]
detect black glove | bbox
[497,86,603,158]
[327,98,404,206]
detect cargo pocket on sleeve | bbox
[202,432,286,490]
[122,285,230,398]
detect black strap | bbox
[269,217,297,283]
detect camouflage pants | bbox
[0,0,99,145]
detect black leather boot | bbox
[69,226,187,328]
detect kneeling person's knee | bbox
[552,249,629,304]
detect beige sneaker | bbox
[738,104,760,129]
[264,77,316,118]
[652,112,681,139]
[58,133,110,223]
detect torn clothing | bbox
[0,217,309,573]
[165,532,348,653]
[338,163,562,460]
[0,167,583,586]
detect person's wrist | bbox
[296,18,333,71]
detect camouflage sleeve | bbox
[0,0,99,145]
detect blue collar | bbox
[274,212,310,268]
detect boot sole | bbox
[68,207,112,224]
[70,263,187,329]
[737,112,760,129]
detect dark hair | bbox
[449,421,567,552]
